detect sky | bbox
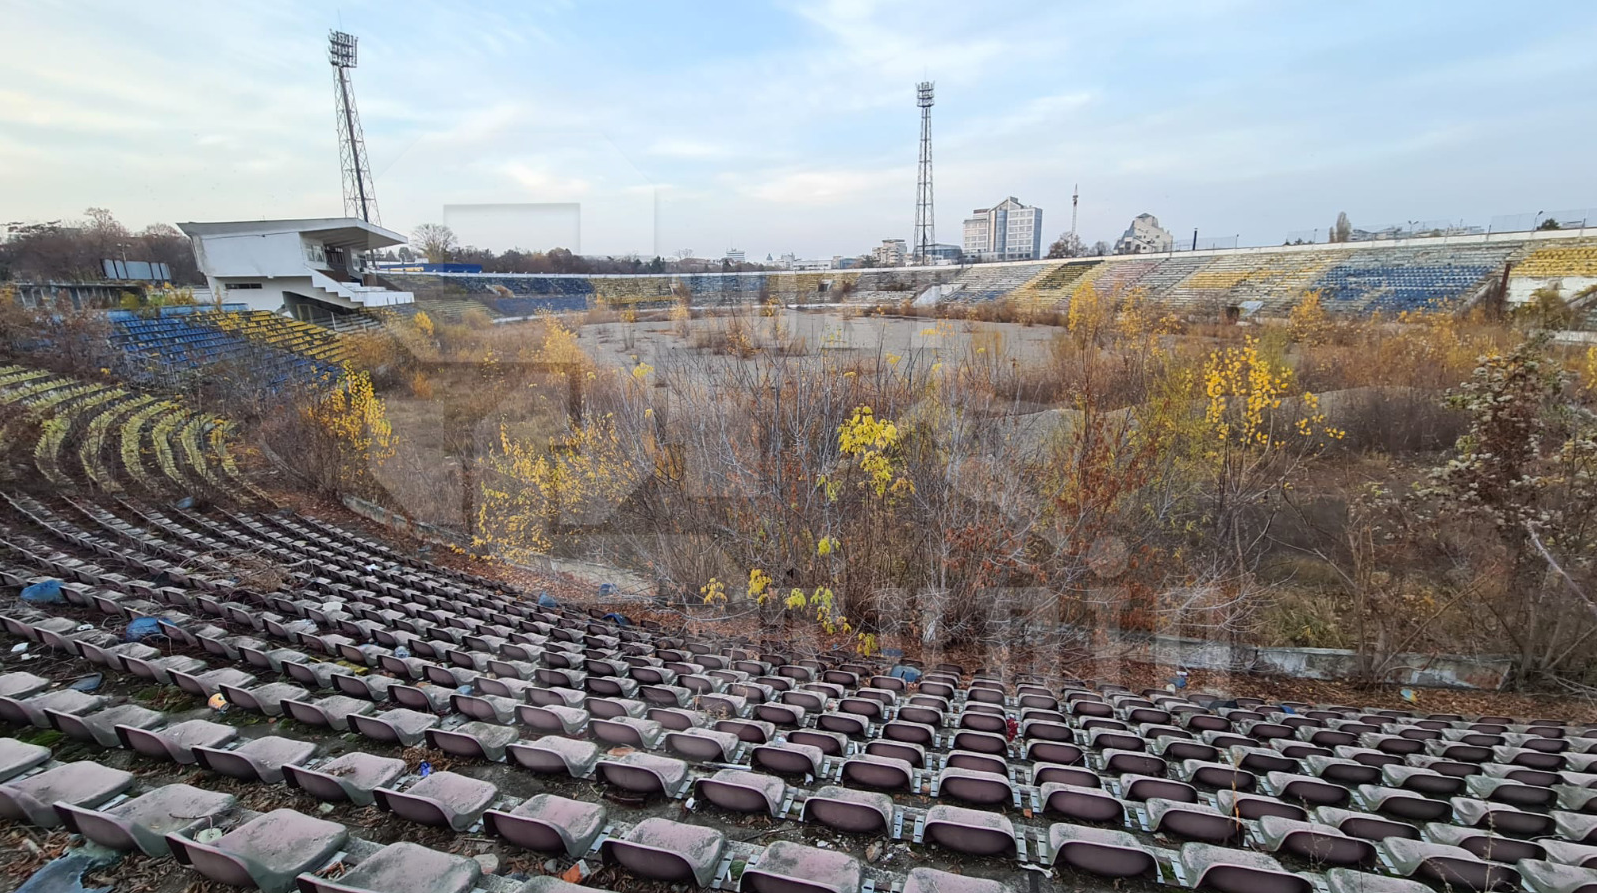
[3,0,1595,259]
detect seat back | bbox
[54,802,137,851]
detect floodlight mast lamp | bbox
[329,30,379,225]
[912,81,935,266]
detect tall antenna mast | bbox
[329,30,379,224]
[1070,183,1079,238]
[912,82,935,266]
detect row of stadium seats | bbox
[11,487,1597,892]
[380,235,1597,320]
[0,364,258,500]
[111,314,342,390]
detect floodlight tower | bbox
[912,82,935,265]
[1071,184,1079,239]
[329,30,380,225]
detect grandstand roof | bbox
[177,217,406,250]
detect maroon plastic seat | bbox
[596,751,688,797]
[600,817,726,885]
[194,736,317,784]
[1217,789,1307,822]
[1381,839,1520,892]
[1179,843,1311,893]
[483,793,605,857]
[506,737,600,777]
[293,841,481,893]
[923,804,1016,856]
[841,754,914,791]
[801,785,892,835]
[283,752,406,806]
[1147,798,1244,845]
[1050,824,1155,879]
[937,767,1012,805]
[1040,782,1123,823]
[168,808,347,893]
[753,742,825,777]
[374,770,496,831]
[866,740,925,768]
[741,840,863,893]
[0,761,134,827]
[55,783,235,857]
[696,768,786,816]
[1257,816,1377,867]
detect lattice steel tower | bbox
[912,82,935,265]
[329,30,379,225]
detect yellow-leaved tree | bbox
[474,413,641,562]
[297,368,395,495]
[1202,337,1342,560]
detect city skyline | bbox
[2,0,1593,258]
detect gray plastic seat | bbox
[2,688,107,728]
[1322,868,1434,893]
[1424,821,1547,864]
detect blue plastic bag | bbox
[20,579,63,605]
[125,617,163,642]
[888,665,922,684]
[537,592,559,608]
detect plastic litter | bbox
[418,760,432,778]
[11,642,29,654]
[888,665,921,684]
[603,612,631,628]
[20,579,64,605]
[196,827,223,844]
[456,685,473,695]
[286,619,317,635]
[597,583,617,597]
[393,646,411,659]
[69,674,103,692]
[537,592,559,608]
[125,617,163,642]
